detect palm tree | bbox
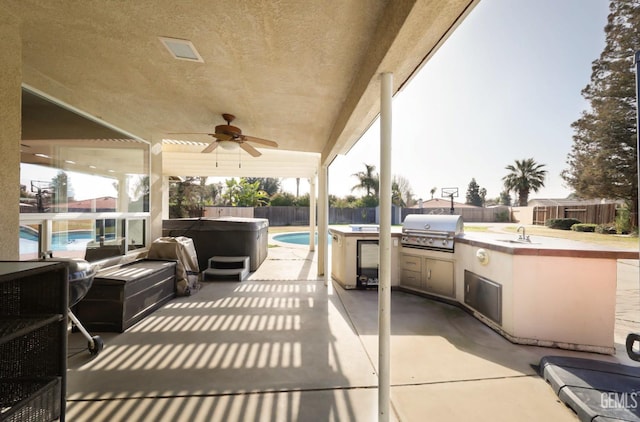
[502,158,547,206]
[351,163,378,196]
[391,178,405,207]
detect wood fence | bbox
[532,204,618,225]
[203,204,619,226]
[206,206,507,226]
[203,207,254,218]
[253,206,376,226]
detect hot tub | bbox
[162,217,268,272]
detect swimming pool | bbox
[272,231,331,245]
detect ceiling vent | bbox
[159,37,204,62]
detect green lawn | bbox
[481,224,638,250]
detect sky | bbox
[285,0,611,202]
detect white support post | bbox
[378,72,393,421]
[149,141,164,243]
[117,175,129,213]
[309,176,317,252]
[317,165,329,277]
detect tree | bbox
[465,178,483,206]
[128,175,149,212]
[169,176,207,218]
[499,190,512,206]
[222,178,269,207]
[244,177,281,197]
[50,171,70,200]
[502,158,547,206]
[391,179,405,207]
[562,0,640,226]
[351,164,416,207]
[207,181,224,205]
[330,195,360,208]
[356,195,379,208]
[393,175,414,207]
[295,193,310,207]
[430,187,437,199]
[270,192,296,206]
[479,188,487,207]
[49,171,73,211]
[351,163,378,196]
[129,175,149,202]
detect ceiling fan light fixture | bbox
[218,140,238,150]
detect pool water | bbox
[19,229,112,254]
[272,232,331,245]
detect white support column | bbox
[162,175,170,220]
[317,165,329,277]
[149,141,164,243]
[309,175,317,252]
[378,72,393,422]
[117,175,129,212]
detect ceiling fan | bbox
[171,113,278,157]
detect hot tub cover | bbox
[148,236,199,296]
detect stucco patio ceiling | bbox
[7,0,477,179]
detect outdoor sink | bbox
[496,238,539,245]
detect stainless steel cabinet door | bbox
[425,258,454,298]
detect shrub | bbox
[495,210,510,222]
[545,218,582,230]
[355,195,379,208]
[616,207,631,234]
[269,192,296,206]
[571,223,597,232]
[595,224,617,234]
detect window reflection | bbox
[20,164,148,213]
[127,219,146,251]
[19,218,148,262]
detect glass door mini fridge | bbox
[356,240,379,289]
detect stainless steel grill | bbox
[401,214,464,252]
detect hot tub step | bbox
[203,256,250,281]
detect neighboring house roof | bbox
[411,198,480,209]
[66,196,117,210]
[527,198,624,207]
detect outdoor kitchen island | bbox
[329,222,637,355]
[455,233,638,354]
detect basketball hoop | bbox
[441,187,458,214]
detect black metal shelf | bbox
[0,316,63,345]
[0,262,68,422]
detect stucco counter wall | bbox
[456,233,638,354]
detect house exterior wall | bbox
[510,206,534,224]
[0,11,21,260]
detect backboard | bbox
[441,187,458,198]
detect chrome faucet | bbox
[517,226,530,242]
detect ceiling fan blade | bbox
[201,142,219,153]
[243,135,278,148]
[240,142,261,157]
[168,132,215,136]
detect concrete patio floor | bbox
[65,241,639,421]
